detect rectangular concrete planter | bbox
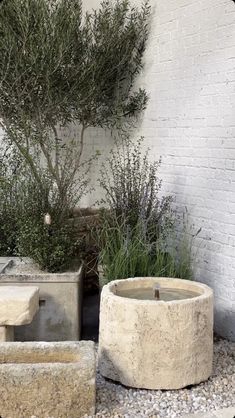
[0,258,83,341]
[0,341,96,418]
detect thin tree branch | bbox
[51,124,60,179]
[0,121,42,188]
[66,123,87,187]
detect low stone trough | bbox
[0,341,96,418]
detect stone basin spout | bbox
[154,283,160,300]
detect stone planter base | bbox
[0,258,83,341]
[0,341,96,418]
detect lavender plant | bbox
[99,137,173,238]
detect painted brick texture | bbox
[138,0,235,340]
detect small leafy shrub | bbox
[0,142,86,272]
[0,146,22,255]
[0,178,18,256]
[15,173,82,273]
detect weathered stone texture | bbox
[0,286,39,326]
[98,277,214,390]
[0,341,96,418]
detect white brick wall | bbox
[138,0,235,340]
[0,0,234,340]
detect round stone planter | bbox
[98,277,214,390]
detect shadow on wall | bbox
[59,123,115,207]
[215,303,235,342]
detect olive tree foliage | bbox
[0,0,150,204]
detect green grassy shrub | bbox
[98,214,195,286]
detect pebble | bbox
[92,338,235,417]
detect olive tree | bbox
[0,0,150,204]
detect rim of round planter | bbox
[103,277,213,305]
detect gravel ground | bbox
[91,338,234,418]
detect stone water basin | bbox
[98,277,213,390]
[0,341,96,418]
